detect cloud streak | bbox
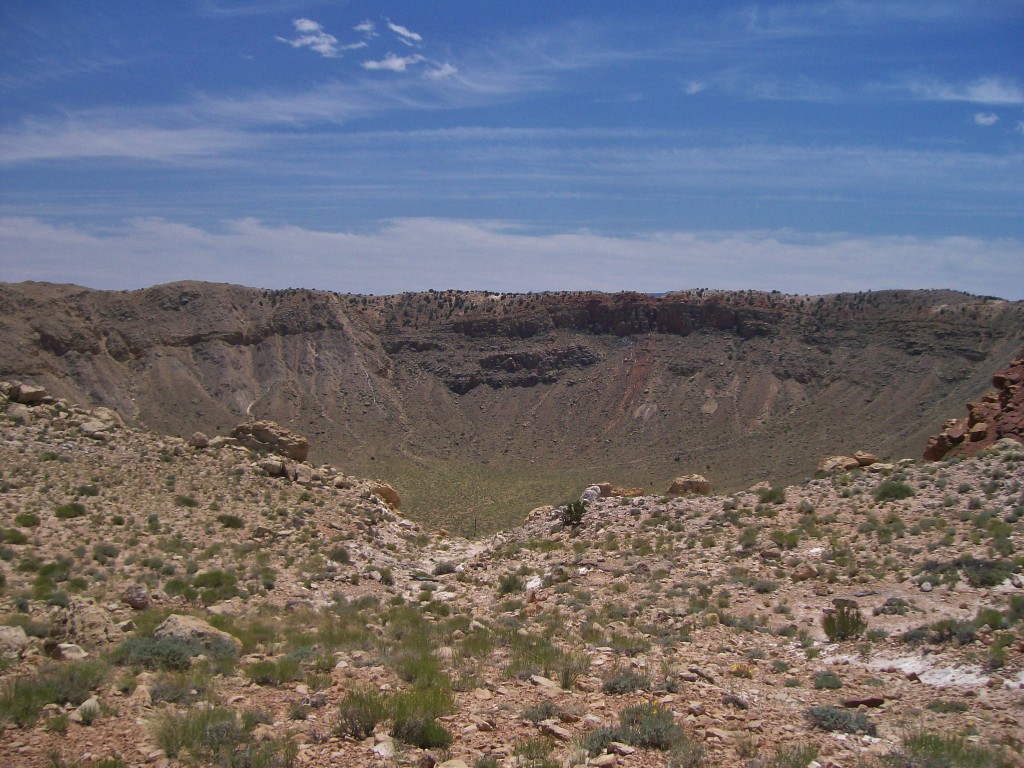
[276,18,343,58]
[2,216,1021,299]
[907,76,1024,105]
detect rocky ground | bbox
[1,383,1023,768]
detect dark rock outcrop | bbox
[232,420,310,462]
[924,347,1024,460]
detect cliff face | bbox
[924,348,1024,460]
[2,281,1022,529]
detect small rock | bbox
[55,643,89,660]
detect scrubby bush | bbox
[14,513,39,527]
[583,703,702,762]
[561,500,587,527]
[805,705,876,735]
[0,659,108,726]
[822,599,867,641]
[758,486,786,504]
[885,729,1014,768]
[874,480,914,502]
[335,687,390,738]
[497,572,524,595]
[813,670,842,690]
[54,502,86,519]
[216,514,244,529]
[601,668,651,694]
[245,656,301,686]
[110,636,199,671]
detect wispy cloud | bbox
[683,81,706,96]
[974,112,999,127]
[425,63,458,80]
[276,18,367,58]
[0,121,249,163]
[362,54,426,73]
[906,76,1024,105]
[386,20,423,46]
[277,18,341,58]
[2,216,1021,298]
[354,20,377,38]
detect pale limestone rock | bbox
[668,474,712,495]
[153,614,242,652]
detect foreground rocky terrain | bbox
[1,383,1023,768]
[2,281,1023,533]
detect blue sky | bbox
[1,1,1022,298]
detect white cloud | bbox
[0,121,248,163]
[908,76,1024,105]
[354,20,376,37]
[974,112,999,126]
[683,81,706,95]
[425,63,458,80]
[2,216,1022,300]
[387,20,423,46]
[362,53,426,73]
[277,18,341,58]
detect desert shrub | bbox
[163,578,198,602]
[216,514,244,529]
[192,570,240,604]
[432,560,456,576]
[822,599,867,641]
[884,729,1014,768]
[620,702,685,749]
[326,545,350,564]
[391,686,454,748]
[173,495,198,508]
[110,636,200,671]
[92,542,119,565]
[14,513,40,527]
[1,528,28,545]
[54,502,86,519]
[874,480,914,502]
[522,700,561,723]
[584,703,699,759]
[561,500,587,527]
[767,745,820,768]
[601,668,651,694]
[335,686,390,738]
[813,670,842,690]
[76,484,100,497]
[497,572,524,595]
[0,659,108,726]
[245,656,302,686]
[805,705,876,735]
[558,650,590,690]
[758,486,786,504]
[153,705,297,766]
[514,737,557,768]
[926,699,968,714]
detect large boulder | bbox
[231,420,310,462]
[52,598,121,647]
[153,614,242,653]
[667,475,712,495]
[371,481,401,508]
[817,455,860,474]
[10,382,47,405]
[0,625,30,659]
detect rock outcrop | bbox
[924,347,1024,460]
[153,614,243,652]
[231,420,310,462]
[52,598,122,647]
[667,475,712,495]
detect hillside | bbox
[1,281,1023,533]
[1,382,1023,768]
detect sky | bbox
[1,1,1023,298]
